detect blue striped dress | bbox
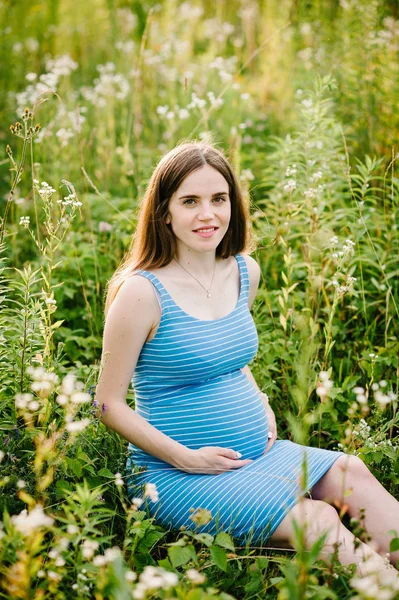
[126,253,343,545]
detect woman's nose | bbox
[198,202,214,218]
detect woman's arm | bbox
[96,276,192,470]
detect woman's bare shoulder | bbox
[107,274,161,326]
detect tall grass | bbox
[0,1,398,598]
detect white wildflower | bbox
[144,482,159,503]
[67,524,79,535]
[284,179,297,193]
[304,188,317,199]
[56,128,74,147]
[11,505,54,536]
[240,169,255,181]
[81,538,99,559]
[15,393,33,409]
[186,568,206,584]
[131,497,144,509]
[353,387,365,394]
[178,108,190,120]
[115,473,124,487]
[19,216,30,228]
[98,221,112,233]
[125,570,137,582]
[285,165,297,177]
[70,392,91,405]
[66,418,91,433]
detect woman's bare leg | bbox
[270,497,396,579]
[311,455,399,568]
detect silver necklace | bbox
[173,257,217,298]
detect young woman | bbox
[97,141,399,578]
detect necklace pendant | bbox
[207,291,211,298]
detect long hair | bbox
[105,140,255,316]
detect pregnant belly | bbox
[148,371,269,461]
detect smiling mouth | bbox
[193,227,219,232]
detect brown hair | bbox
[105,140,255,316]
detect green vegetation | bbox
[0,0,398,598]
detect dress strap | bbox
[132,270,170,313]
[235,253,250,303]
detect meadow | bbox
[0,0,398,598]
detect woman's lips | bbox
[193,227,219,238]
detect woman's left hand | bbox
[260,394,277,455]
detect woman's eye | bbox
[213,197,225,203]
[182,199,196,205]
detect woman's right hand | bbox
[176,446,253,475]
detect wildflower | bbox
[285,165,297,177]
[56,128,74,147]
[56,394,68,406]
[186,568,206,584]
[67,524,79,535]
[48,570,61,581]
[133,566,178,599]
[15,393,33,409]
[374,390,397,408]
[19,216,30,228]
[316,372,333,400]
[66,418,91,433]
[61,373,77,395]
[301,98,313,108]
[313,170,323,181]
[189,507,213,526]
[98,221,112,232]
[144,482,159,503]
[304,188,317,200]
[11,505,54,535]
[284,179,297,193]
[93,547,121,566]
[353,387,365,394]
[81,538,99,559]
[131,497,144,509]
[115,472,124,486]
[156,105,169,115]
[37,570,45,578]
[240,169,255,182]
[125,570,137,582]
[44,297,57,306]
[178,108,190,119]
[70,392,91,404]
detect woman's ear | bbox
[165,215,171,225]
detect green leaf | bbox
[51,320,64,330]
[168,545,197,568]
[98,467,115,478]
[66,457,83,478]
[390,538,399,552]
[214,532,235,551]
[210,545,227,572]
[193,532,214,547]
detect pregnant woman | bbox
[96,141,399,577]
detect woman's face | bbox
[166,164,231,254]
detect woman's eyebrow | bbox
[178,192,229,199]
